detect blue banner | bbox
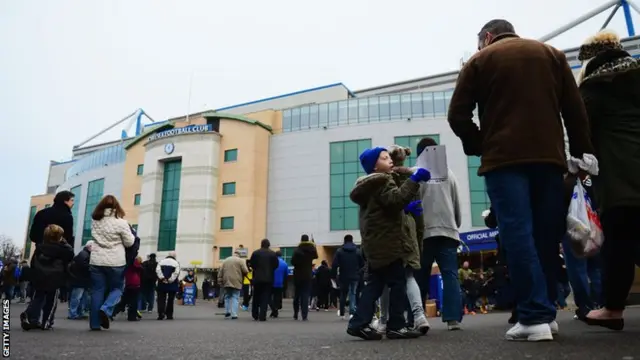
[182,283,196,306]
[459,228,499,253]
[149,124,214,142]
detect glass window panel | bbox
[158,161,181,251]
[470,191,487,204]
[344,207,359,230]
[468,171,484,191]
[348,99,359,123]
[330,174,345,197]
[82,178,105,245]
[471,204,489,227]
[220,216,235,230]
[422,92,434,117]
[328,102,338,126]
[368,98,379,122]
[358,139,371,154]
[224,149,238,162]
[434,92,446,115]
[219,247,232,260]
[318,104,329,127]
[401,94,412,119]
[282,109,292,132]
[411,93,423,117]
[330,163,344,174]
[338,101,348,125]
[389,95,401,119]
[222,182,236,195]
[134,194,141,205]
[330,209,345,231]
[330,196,344,209]
[300,106,310,129]
[344,173,358,191]
[291,108,301,131]
[343,162,359,174]
[357,98,368,123]
[444,90,453,114]
[136,164,144,175]
[309,105,319,128]
[330,142,344,163]
[394,136,409,148]
[343,141,359,161]
[379,96,390,119]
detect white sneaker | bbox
[337,310,341,317]
[349,314,353,320]
[376,321,387,334]
[505,322,553,342]
[447,320,462,331]
[549,321,559,335]
[414,315,431,335]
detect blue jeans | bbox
[4,286,14,301]
[138,285,155,311]
[349,259,407,331]
[420,236,463,322]
[89,265,125,330]
[339,280,359,316]
[556,283,571,308]
[224,287,241,317]
[68,287,90,319]
[561,236,603,313]
[485,164,564,325]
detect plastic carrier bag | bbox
[566,179,604,257]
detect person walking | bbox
[448,19,594,341]
[291,234,318,321]
[332,234,364,320]
[575,30,640,331]
[249,239,279,321]
[415,137,465,331]
[270,250,289,318]
[88,195,136,330]
[218,250,249,319]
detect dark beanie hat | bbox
[359,147,386,174]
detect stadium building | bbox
[23,31,640,274]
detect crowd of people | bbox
[13,18,640,346]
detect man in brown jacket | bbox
[218,250,249,319]
[448,19,595,342]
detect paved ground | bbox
[7,300,640,360]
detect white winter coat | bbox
[89,209,135,267]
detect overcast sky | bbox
[0,0,637,245]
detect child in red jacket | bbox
[122,256,143,321]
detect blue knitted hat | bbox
[359,147,387,174]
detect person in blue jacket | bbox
[270,251,289,318]
[332,234,365,319]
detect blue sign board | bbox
[459,228,499,252]
[287,266,294,276]
[149,124,214,142]
[182,283,196,305]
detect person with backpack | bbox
[67,241,94,319]
[140,253,158,313]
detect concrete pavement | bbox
[7,300,640,360]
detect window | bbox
[468,156,491,226]
[393,135,440,167]
[158,161,182,251]
[224,149,238,162]
[24,206,37,259]
[134,193,141,206]
[136,164,144,175]
[220,216,234,230]
[280,247,296,266]
[222,182,236,195]
[330,139,371,231]
[70,185,82,234]
[205,116,220,132]
[82,179,105,245]
[131,224,138,233]
[44,204,51,208]
[219,247,232,260]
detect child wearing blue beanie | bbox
[346,147,431,340]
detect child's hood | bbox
[38,242,73,260]
[350,173,393,206]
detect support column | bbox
[622,0,637,36]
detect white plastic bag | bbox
[566,179,604,257]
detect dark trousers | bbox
[242,284,252,307]
[24,289,59,328]
[601,206,640,310]
[156,290,176,318]
[139,284,155,311]
[270,287,283,316]
[252,282,271,321]
[348,259,406,331]
[122,287,140,320]
[293,281,311,319]
[317,287,330,309]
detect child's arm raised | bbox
[376,177,421,213]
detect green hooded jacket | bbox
[349,172,420,270]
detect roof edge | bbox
[201,111,273,133]
[124,123,175,150]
